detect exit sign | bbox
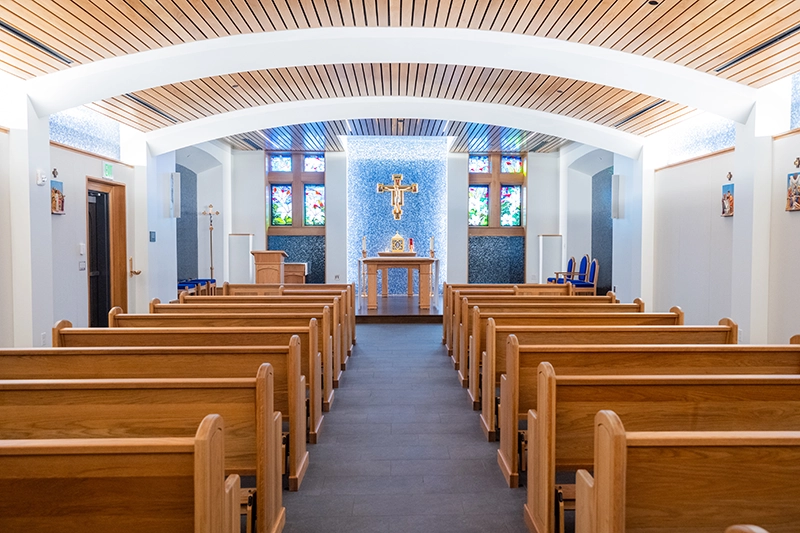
[102,162,113,179]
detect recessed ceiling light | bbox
[231,84,239,88]
[556,90,564,94]
[648,1,659,5]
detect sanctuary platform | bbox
[356,293,443,324]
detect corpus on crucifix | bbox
[377,174,418,220]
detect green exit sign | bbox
[102,162,113,179]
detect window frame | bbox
[468,153,525,235]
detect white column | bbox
[120,126,149,313]
[612,149,653,306]
[730,80,789,343]
[446,153,468,284]
[325,151,348,283]
[7,96,52,346]
[525,152,559,282]
[145,147,178,303]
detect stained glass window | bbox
[500,185,522,226]
[468,185,489,226]
[501,155,523,173]
[270,154,292,172]
[270,184,292,225]
[469,155,490,173]
[304,154,325,172]
[304,184,325,226]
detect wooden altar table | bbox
[359,257,439,310]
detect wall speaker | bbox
[612,174,623,219]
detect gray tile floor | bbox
[283,324,528,533]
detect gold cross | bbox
[376,174,419,220]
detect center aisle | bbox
[283,323,528,532]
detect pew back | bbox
[576,410,800,533]
[519,357,800,532]
[0,414,236,533]
[0,365,285,532]
[480,320,738,440]
[110,307,338,408]
[53,320,323,445]
[464,307,679,393]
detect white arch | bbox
[144,96,643,157]
[25,27,755,123]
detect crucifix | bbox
[376,174,419,220]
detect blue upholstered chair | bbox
[571,259,599,295]
[547,256,575,284]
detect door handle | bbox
[129,257,142,277]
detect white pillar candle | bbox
[430,236,434,250]
[362,235,366,251]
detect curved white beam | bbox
[25,27,755,123]
[145,96,643,158]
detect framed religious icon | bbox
[787,172,800,212]
[721,183,734,217]
[51,180,65,214]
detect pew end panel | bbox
[585,410,800,533]
[720,317,739,343]
[479,319,498,441]
[497,334,521,488]
[224,475,240,533]
[790,334,800,345]
[574,469,594,533]
[726,527,771,533]
[0,414,230,533]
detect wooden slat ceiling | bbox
[88,63,694,137]
[2,1,797,151]
[1,0,799,87]
[224,119,571,153]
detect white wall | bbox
[146,149,178,303]
[325,151,347,283]
[50,146,136,326]
[768,133,800,343]
[525,152,559,282]
[446,153,468,284]
[566,168,592,263]
[231,150,266,250]
[0,131,12,345]
[652,150,734,324]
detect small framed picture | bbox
[787,172,800,212]
[51,180,65,214]
[721,183,734,217]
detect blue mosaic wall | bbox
[176,164,198,281]
[592,167,613,294]
[468,236,524,284]
[346,137,448,294]
[791,72,800,130]
[268,235,326,284]
[49,106,121,161]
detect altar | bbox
[359,256,439,310]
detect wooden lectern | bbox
[252,250,288,283]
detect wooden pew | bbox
[178,293,351,369]
[150,298,345,384]
[468,307,685,406]
[53,321,322,445]
[0,343,308,492]
[0,414,239,533]
[574,410,800,533]
[456,299,648,385]
[480,319,738,440]
[111,306,337,411]
[446,289,617,358]
[726,527,771,533]
[518,359,800,532]
[443,284,592,352]
[0,364,285,533]
[220,283,356,351]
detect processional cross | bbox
[376,174,418,220]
